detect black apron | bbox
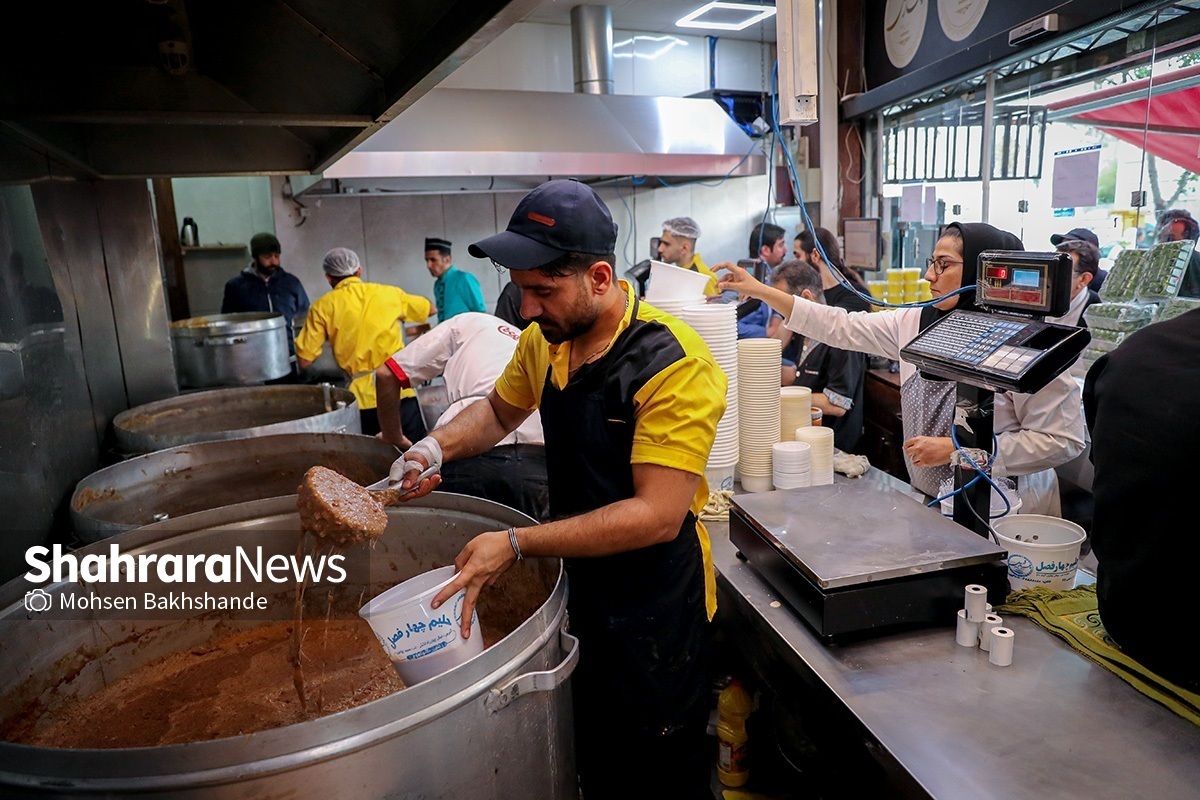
[539,297,712,796]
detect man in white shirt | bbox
[375,312,548,520]
[1048,240,1100,328]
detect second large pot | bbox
[170,312,290,388]
[112,384,359,455]
[70,432,400,541]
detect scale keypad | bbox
[906,316,1035,376]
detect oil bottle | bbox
[716,678,753,787]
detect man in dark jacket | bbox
[1083,307,1200,691]
[222,232,310,377]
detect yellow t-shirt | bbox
[494,279,726,619]
[688,253,721,296]
[294,277,432,409]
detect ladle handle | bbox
[368,464,439,506]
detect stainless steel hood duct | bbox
[314,1,764,195]
[571,5,614,95]
[319,87,766,193]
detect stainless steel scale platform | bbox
[728,481,1010,643]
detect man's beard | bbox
[535,298,601,345]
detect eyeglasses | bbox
[926,256,963,276]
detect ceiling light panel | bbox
[676,2,776,32]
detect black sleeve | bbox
[822,346,866,409]
[1081,353,1108,464]
[494,282,529,330]
[220,278,237,314]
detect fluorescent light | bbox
[676,2,776,32]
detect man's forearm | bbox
[375,369,405,445]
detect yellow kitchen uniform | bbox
[295,276,432,409]
[686,253,721,296]
[494,278,726,620]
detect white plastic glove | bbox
[388,435,443,487]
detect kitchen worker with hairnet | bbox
[656,216,719,296]
[295,247,433,438]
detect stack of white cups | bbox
[681,304,738,491]
[772,441,811,489]
[737,339,782,492]
[794,426,834,486]
[780,386,812,440]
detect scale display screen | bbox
[976,250,1072,317]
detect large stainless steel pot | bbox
[0,493,577,798]
[170,312,290,388]
[70,432,400,542]
[113,384,359,454]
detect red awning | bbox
[1047,64,1200,175]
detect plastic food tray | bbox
[1135,240,1196,302]
[1099,249,1147,303]
[1156,295,1200,323]
[1083,301,1157,332]
[1089,327,1131,345]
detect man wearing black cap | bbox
[1050,227,1107,293]
[221,231,310,377]
[394,179,726,800]
[424,237,486,322]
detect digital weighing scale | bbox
[729,481,1009,642]
[730,252,1089,641]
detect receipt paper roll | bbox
[979,614,1004,651]
[956,608,981,647]
[989,627,1015,666]
[964,584,988,622]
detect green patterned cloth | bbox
[998,585,1200,726]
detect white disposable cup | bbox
[359,565,484,685]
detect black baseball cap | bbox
[1049,227,1099,247]
[469,179,618,270]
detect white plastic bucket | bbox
[992,514,1086,592]
[359,565,484,685]
[705,461,735,492]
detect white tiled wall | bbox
[271,174,779,313]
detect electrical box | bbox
[775,0,819,126]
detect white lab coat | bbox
[784,300,1086,515]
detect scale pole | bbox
[952,383,995,537]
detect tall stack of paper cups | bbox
[681,304,739,492]
[736,338,782,492]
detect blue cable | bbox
[767,61,968,311]
[949,427,1013,520]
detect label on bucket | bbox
[1007,554,1080,588]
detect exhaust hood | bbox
[311,87,766,195]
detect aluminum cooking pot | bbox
[112,384,359,455]
[170,312,290,388]
[0,493,577,799]
[70,432,400,541]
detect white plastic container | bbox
[992,514,1086,592]
[644,259,711,300]
[359,565,484,685]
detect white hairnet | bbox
[662,216,701,240]
[322,247,361,277]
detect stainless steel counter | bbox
[709,472,1200,799]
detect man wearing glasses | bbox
[718,222,1085,516]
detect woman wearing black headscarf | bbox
[716,222,1086,515]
